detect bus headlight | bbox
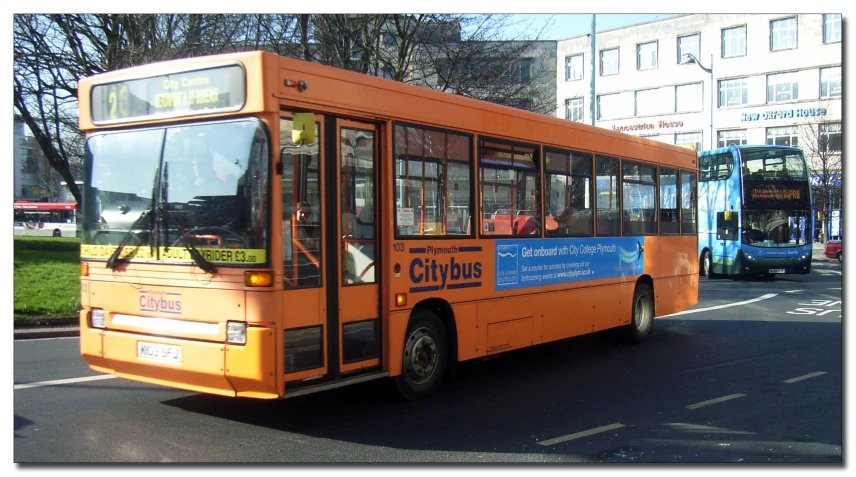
[226,321,247,344]
[90,309,106,328]
[745,254,753,261]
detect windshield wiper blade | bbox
[173,232,217,274]
[105,209,152,269]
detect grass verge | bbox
[14,236,80,324]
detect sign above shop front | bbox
[612,120,684,133]
[740,108,827,122]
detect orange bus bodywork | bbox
[78,51,698,400]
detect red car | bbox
[825,240,842,263]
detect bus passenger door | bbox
[328,118,381,376]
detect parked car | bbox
[824,240,842,263]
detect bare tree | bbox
[13,14,299,204]
[408,15,555,115]
[14,13,553,206]
[798,110,842,243]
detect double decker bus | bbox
[77,51,698,400]
[13,201,79,237]
[697,144,813,278]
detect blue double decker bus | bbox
[698,144,812,278]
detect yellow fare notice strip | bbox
[81,244,266,264]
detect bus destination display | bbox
[91,65,246,123]
[742,181,808,208]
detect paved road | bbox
[13,255,841,463]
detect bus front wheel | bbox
[701,250,714,279]
[394,310,448,401]
[53,229,62,237]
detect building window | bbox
[677,33,700,64]
[565,54,584,81]
[766,126,798,147]
[718,78,748,107]
[717,130,747,148]
[637,41,658,70]
[819,123,841,153]
[721,25,746,58]
[597,93,631,120]
[820,66,842,98]
[565,97,584,123]
[508,59,532,83]
[823,14,842,43]
[600,48,619,76]
[767,71,799,103]
[675,83,703,113]
[770,17,797,51]
[635,88,670,117]
[675,132,702,151]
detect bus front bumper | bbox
[80,311,281,399]
[739,255,811,275]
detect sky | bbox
[509,14,681,41]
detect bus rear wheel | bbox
[624,283,654,343]
[600,283,654,344]
[394,310,448,401]
[53,229,62,237]
[701,250,714,279]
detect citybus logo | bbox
[408,245,483,292]
[139,290,183,315]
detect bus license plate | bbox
[769,269,785,274]
[137,341,182,365]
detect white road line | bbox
[784,290,805,294]
[14,374,116,390]
[537,423,625,446]
[661,294,777,317]
[685,393,745,410]
[784,371,827,384]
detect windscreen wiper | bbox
[105,209,152,269]
[172,232,217,274]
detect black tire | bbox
[394,310,448,401]
[837,251,842,264]
[600,283,654,344]
[53,229,62,237]
[625,283,654,343]
[701,250,714,279]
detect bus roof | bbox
[698,144,803,157]
[78,50,697,170]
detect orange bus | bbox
[77,51,698,400]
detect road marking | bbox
[685,393,745,410]
[661,294,777,317]
[537,423,625,446]
[14,374,116,390]
[828,287,841,290]
[784,371,827,384]
[784,289,805,294]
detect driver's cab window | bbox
[281,116,321,289]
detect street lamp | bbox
[684,53,714,150]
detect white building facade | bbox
[556,13,842,157]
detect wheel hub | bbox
[405,329,437,382]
